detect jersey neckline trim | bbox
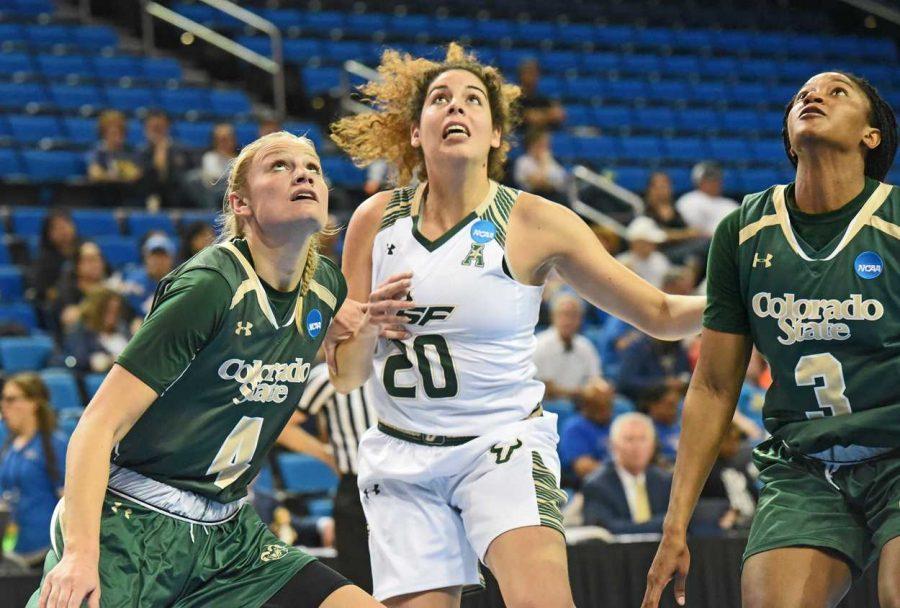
[410,180,499,252]
[218,241,281,330]
[772,182,893,261]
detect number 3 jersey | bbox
[114,239,346,504]
[368,182,545,436]
[705,178,900,462]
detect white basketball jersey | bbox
[367,181,545,436]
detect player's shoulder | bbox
[312,254,345,301]
[509,189,573,226]
[351,185,418,234]
[179,242,248,290]
[739,183,782,218]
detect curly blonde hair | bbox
[217,131,324,296]
[331,42,521,186]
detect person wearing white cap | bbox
[674,162,739,237]
[119,231,177,315]
[616,216,672,288]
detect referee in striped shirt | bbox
[295,361,377,593]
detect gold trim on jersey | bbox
[230,279,255,311]
[869,215,900,240]
[218,242,280,330]
[478,183,519,248]
[738,213,780,245]
[308,279,338,311]
[379,186,416,231]
[772,182,894,261]
[409,180,499,218]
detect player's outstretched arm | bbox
[39,364,157,608]
[641,328,752,608]
[331,192,415,393]
[505,194,705,340]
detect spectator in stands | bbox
[533,292,604,401]
[197,123,238,207]
[0,373,66,566]
[177,221,216,264]
[86,110,142,184]
[616,216,671,288]
[617,334,691,402]
[30,209,78,304]
[56,241,111,332]
[643,171,708,265]
[64,288,131,372]
[120,232,176,315]
[699,422,758,531]
[581,413,672,533]
[513,128,568,199]
[138,110,192,209]
[517,58,566,131]
[559,378,616,482]
[639,384,682,463]
[674,162,739,237]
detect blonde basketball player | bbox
[329,44,705,608]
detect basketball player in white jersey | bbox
[328,44,706,608]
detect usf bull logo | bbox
[490,439,523,464]
[260,544,289,562]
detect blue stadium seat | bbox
[209,90,251,116]
[0,149,23,178]
[71,210,119,237]
[172,121,214,149]
[93,55,143,80]
[41,369,83,411]
[343,13,387,37]
[475,19,514,40]
[8,115,63,144]
[698,57,740,79]
[0,52,34,74]
[621,136,662,161]
[386,14,433,38]
[302,67,342,95]
[634,27,674,49]
[94,236,139,268]
[620,54,662,75]
[63,116,98,145]
[672,29,713,52]
[592,106,632,130]
[0,266,24,301]
[307,497,333,517]
[513,21,557,44]
[759,110,785,135]
[179,210,218,232]
[550,133,578,160]
[301,10,346,31]
[321,157,364,187]
[0,240,10,265]
[613,166,652,192]
[256,8,303,29]
[25,24,74,47]
[22,150,83,181]
[284,39,325,63]
[749,141,787,164]
[49,85,105,112]
[739,168,782,193]
[537,76,566,98]
[127,211,176,237]
[430,17,475,41]
[594,25,636,47]
[83,372,106,399]
[142,57,182,82]
[565,105,594,127]
[576,136,621,162]
[709,138,747,163]
[676,109,719,132]
[277,453,337,494]
[540,51,579,73]
[580,53,620,74]
[9,207,47,236]
[558,23,595,45]
[661,55,701,76]
[0,303,37,331]
[644,81,690,104]
[665,137,709,162]
[603,80,648,102]
[36,54,93,78]
[0,335,54,372]
[160,88,211,116]
[73,25,118,51]
[282,121,323,147]
[234,122,258,147]
[126,118,145,147]
[7,0,55,17]
[0,24,26,45]
[105,87,158,112]
[720,109,762,134]
[740,59,780,80]
[633,107,676,131]
[669,168,693,194]
[0,83,48,109]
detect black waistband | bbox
[377,404,543,447]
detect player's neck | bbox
[422,166,491,229]
[245,232,312,292]
[794,153,866,214]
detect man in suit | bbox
[582,412,672,534]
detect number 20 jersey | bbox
[738,182,900,461]
[368,182,545,436]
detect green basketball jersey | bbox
[725,181,900,459]
[114,239,345,503]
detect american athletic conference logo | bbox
[854,251,883,279]
[306,308,323,338]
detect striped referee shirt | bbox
[296,363,376,475]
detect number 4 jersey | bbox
[114,239,346,503]
[705,178,900,462]
[368,182,545,436]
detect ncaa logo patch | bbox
[306,308,323,338]
[470,219,497,244]
[854,251,883,280]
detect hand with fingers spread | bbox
[39,552,101,608]
[363,271,416,341]
[641,532,690,608]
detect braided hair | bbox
[782,72,898,181]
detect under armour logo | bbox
[490,439,523,464]
[363,484,381,500]
[387,244,396,255]
[753,253,773,268]
[235,321,253,336]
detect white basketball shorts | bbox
[356,413,567,601]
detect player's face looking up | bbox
[412,69,502,168]
[232,137,328,238]
[785,72,881,165]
